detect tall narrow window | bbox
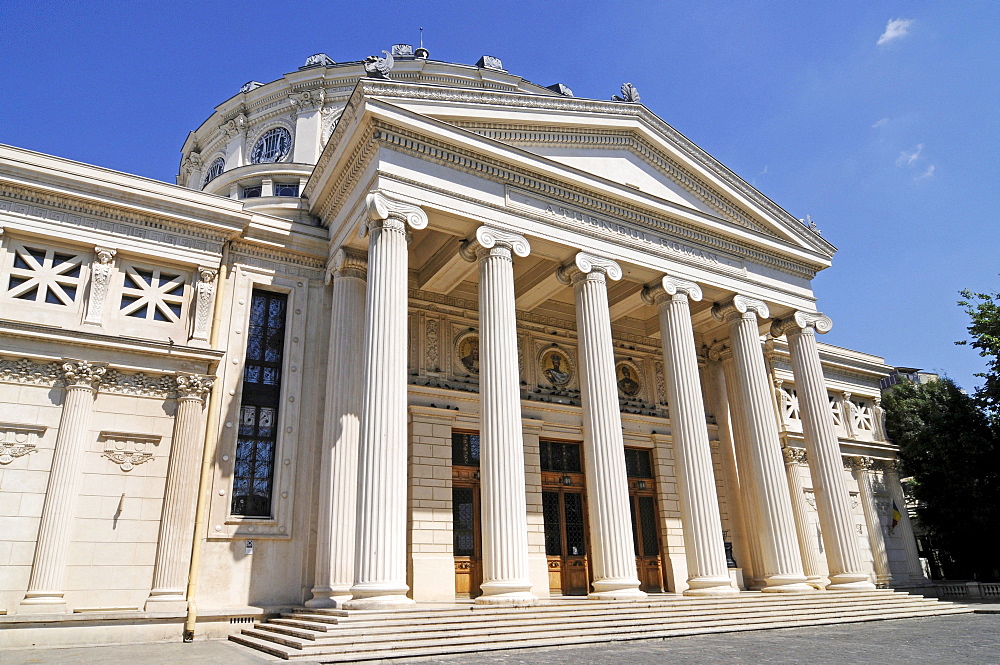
[232,289,287,517]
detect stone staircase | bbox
[229,590,969,662]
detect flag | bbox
[890,501,902,532]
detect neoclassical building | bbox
[0,47,930,647]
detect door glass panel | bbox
[542,491,562,555]
[639,495,659,556]
[564,492,586,556]
[452,487,475,556]
[629,497,639,554]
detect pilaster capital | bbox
[556,252,621,286]
[770,311,833,338]
[364,190,428,234]
[327,247,368,283]
[459,226,530,262]
[288,87,326,114]
[220,113,248,138]
[60,359,107,391]
[782,446,808,465]
[845,455,886,472]
[641,275,703,306]
[707,341,731,362]
[197,266,218,284]
[711,294,770,324]
[94,246,117,264]
[175,373,215,401]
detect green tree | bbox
[958,288,1000,420]
[882,378,1000,580]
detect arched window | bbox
[203,157,225,185]
[249,127,292,164]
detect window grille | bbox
[540,440,581,473]
[274,182,299,197]
[119,265,185,322]
[242,185,262,199]
[624,448,653,478]
[232,289,287,517]
[452,432,480,467]
[203,157,225,185]
[5,243,84,306]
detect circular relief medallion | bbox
[539,346,573,387]
[615,360,643,398]
[455,332,480,375]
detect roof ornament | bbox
[800,214,822,235]
[415,27,429,59]
[391,44,413,57]
[612,83,640,103]
[239,81,264,94]
[477,55,504,71]
[364,50,394,79]
[546,83,574,97]
[301,53,335,69]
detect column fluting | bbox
[643,277,736,596]
[461,226,535,605]
[782,447,829,588]
[20,360,106,612]
[307,248,368,608]
[558,252,644,600]
[345,192,427,609]
[772,313,874,590]
[145,374,214,610]
[849,457,892,586]
[711,297,812,592]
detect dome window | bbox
[249,127,292,164]
[203,157,225,185]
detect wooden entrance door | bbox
[540,440,590,596]
[452,432,482,598]
[625,447,664,592]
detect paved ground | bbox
[3,613,999,665]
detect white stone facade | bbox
[0,51,926,646]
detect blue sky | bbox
[2,1,998,391]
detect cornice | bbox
[230,240,326,281]
[355,82,835,256]
[0,354,209,398]
[0,183,231,253]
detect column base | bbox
[806,575,830,590]
[683,575,740,596]
[826,573,876,591]
[304,586,353,608]
[761,574,816,593]
[18,592,68,614]
[477,580,536,605]
[588,578,646,600]
[342,595,415,610]
[144,593,187,613]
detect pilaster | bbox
[308,247,368,608]
[781,447,829,588]
[558,252,644,600]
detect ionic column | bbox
[711,297,812,592]
[307,248,367,608]
[460,226,535,605]
[772,313,874,590]
[145,374,214,611]
[849,457,892,586]
[643,277,736,596]
[781,447,829,588]
[345,192,427,609]
[20,360,106,612]
[886,462,930,586]
[557,253,644,600]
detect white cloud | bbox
[872,117,890,129]
[896,143,924,167]
[915,164,936,180]
[878,18,914,46]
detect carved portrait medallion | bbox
[455,332,480,375]
[615,360,642,398]
[539,346,573,387]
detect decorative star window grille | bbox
[852,399,874,431]
[781,386,800,421]
[829,394,843,428]
[5,242,84,306]
[119,265,186,322]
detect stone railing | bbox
[935,581,1000,600]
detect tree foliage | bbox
[958,288,1000,419]
[883,378,1000,580]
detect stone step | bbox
[269,597,942,643]
[283,590,920,626]
[245,599,964,652]
[240,605,970,661]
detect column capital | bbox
[556,252,622,286]
[459,226,530,262]
[175,373,215,401]
[712,295,770,323]
[771,311,833,338]
[364,190,428,233]
[707,341,731,362]
[327,246,368,283]
[60,359,107,391]
[782,446,808,465]
[641,275,703,306]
